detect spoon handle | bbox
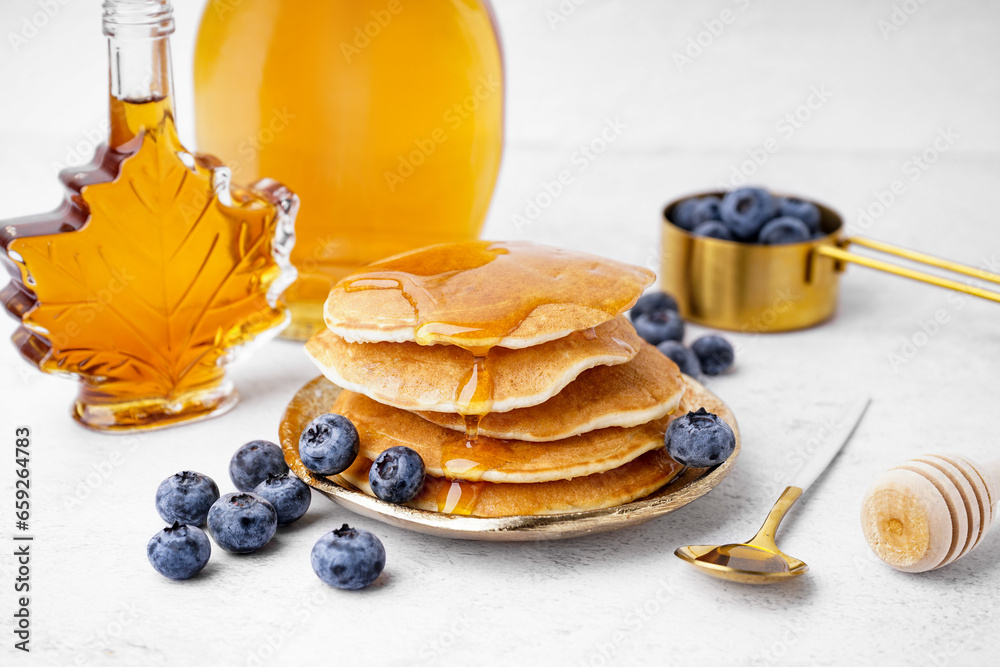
[793,397,871,492]
[749,485,803,549]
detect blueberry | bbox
[655,340,702,377]
[147,522,211,580]
[155,471,220,526]
[690,196,722,225]
[758,216,811,245]
[229,440,288,492]
[665,408,736,468]
[778,197,821,233]
[690,334,734,376]
[632,309,685,346]
[692,221,734,241]
[369,446,426,504]
[670,198,701,231]
[311,524,386,590]
[720,187,778,239]
[206,493,277,554]
[299,414,360,475]
[254,473,312,526]
[630,290,678,321]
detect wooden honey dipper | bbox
[860,454,999,572]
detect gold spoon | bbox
[675,397,871,584]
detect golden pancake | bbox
[323,240,654,350]
[305,315,642,414]
[416,341,684,440]
[331,390,671,483]
[337,375,738,517]
[343,449,684,517]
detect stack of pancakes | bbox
[305,241,737,517]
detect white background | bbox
[1,0,1000,665]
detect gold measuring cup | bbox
[660,192,1000,332]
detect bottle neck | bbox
[103,0,176,147]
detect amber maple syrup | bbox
[194,0,504,341]
[435,479,488,516]
[0,2,297,432]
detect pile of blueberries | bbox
[146,440,304,579]
[670,187,823,245]
[147,441,313,582]
[148,418,427,591]
[630,290,734,379]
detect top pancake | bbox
[323,240,655,350]
[305,315,641,414]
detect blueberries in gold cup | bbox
[661,187,1000,332]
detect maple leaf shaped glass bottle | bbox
[0,0,298,432]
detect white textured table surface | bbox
[2,1,999,665]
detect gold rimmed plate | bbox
[279,376,739,541]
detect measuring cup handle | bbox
[816,236,1000,303]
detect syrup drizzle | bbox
[435,479,487,515]
[340,241,653,515]
[454,355,493,418]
